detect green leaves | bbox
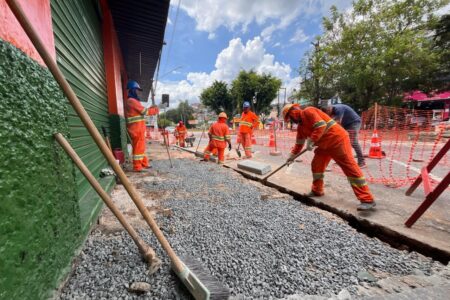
[200,71,281,118]
[299,0,448,110]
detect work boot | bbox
[357,201,376,211]
[358,162,367,169]
[305,191,324,197]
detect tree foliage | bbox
[200,71,282,118]
[200,81,234,118]
[298,0,448,110]
[160,100,195,128]
[230,70,282,115]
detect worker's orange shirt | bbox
[239,111,259,134]
[291,107,347,154]
[175,125,187,136]
[209,120,231,148]
[126,98,159,134]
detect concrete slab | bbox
[237,160,272,175]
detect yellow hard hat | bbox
[218,112,228,119]
[282,103,299,121]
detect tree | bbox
[200,81,234,118]
[299,0,448,110]
[230,70,281,115]
[161,100,195,127]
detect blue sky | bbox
[155,0,355,107]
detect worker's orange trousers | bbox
[177,134,186,147]
[128,128,149,171]
[311,135,374,203]
[240,132,252,158]
[204,144,225,164]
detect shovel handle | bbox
[262,149,308,182]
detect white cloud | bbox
[177,0,353,34]
[156,37,298,107]
[290,28,309,44]
[167,18,172,25]
[208,32,216,40]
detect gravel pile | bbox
[59,158,443,299]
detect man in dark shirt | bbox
[322,103,366,167]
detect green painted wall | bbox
[109,114,129,157]
[0,40,81,299]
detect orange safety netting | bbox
[251,105,449,188]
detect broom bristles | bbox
[174,256,230,300]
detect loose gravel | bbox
[59,158,444,299]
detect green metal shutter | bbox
[51,0,113,231]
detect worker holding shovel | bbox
[282,104,376,211]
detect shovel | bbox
[262,149,308,182]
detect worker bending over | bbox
[239,101,259,158]
[282,104,376,211]
[321,103,366,168]
[202,112,232,164]
[126,80,159,172]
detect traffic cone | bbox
[268,130,281,156]
[368,129,385,159]
[268,132,276,147]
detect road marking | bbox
[386,158,443,182]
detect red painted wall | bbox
[100,0,126,117]
[0,0,55,65]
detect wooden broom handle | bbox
[6,0,184,273]
[55,133,156,263]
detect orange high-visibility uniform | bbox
[126,98,159,171]
[204,119,231,164]
[175,124,187,147]
[290,107,374,203]
[239,110,259,158]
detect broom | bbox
[55,133,161,274]
[5,1,230,298]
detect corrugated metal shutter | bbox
[51,0,113,231]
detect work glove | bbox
[286,153,297,166]
[306,138,315,151]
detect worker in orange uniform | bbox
[202,112,232,164]
[239,101,259,158]
[282,104,376,211]
[175,121,187,147]
[126,80,159,172]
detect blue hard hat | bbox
[127,80,142,90]
[243,101,250,108]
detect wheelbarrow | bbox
[185,134,196,147]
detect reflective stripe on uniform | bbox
[225,135,231,140]
[296,138,305,145]
[133,154,145,160]
[347,176,368,187]
[312,173,324,180]
[313,120,326,129]
[211,135,225,141]
[326,119,336,130]
[240,121,253,127]
[127,115,145,124]
[244,147,252,150]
